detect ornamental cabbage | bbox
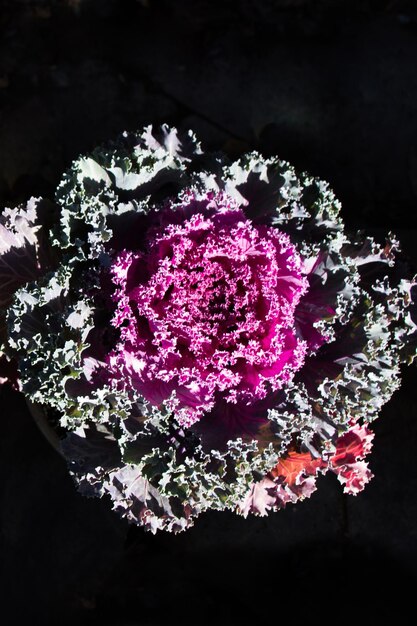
[1,125,416,532]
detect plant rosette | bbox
[1,125,416,533]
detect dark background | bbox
[1,1,417,624]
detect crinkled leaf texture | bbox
[0,197,58,386]
[1,124,416,533]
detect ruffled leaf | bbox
[0,197,58,310]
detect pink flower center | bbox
[109,192,308,427]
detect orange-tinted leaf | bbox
[270,450,323,486]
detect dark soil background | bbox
[1,1,417,624]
